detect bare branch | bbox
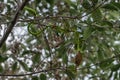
[0,0,30,48]
[0,68,64,77]
[0,53,119,77]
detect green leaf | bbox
[92,8,102,21]
[101,20,113,27]
[91,0,98,4]
[1,43,7,53]
[108,71,113,79]
[32,76,39,80]
[56,43,67,58]
[18,60,29,71]
[35,0,41,4]
[83,27,94,40]
[45,0,54,5]
[0,55,8,63]
[12,62,17,72]
[102,2,119,11]
[22,50,31,56]
[99,59,113,70]
[26,36,35,43]
[0,65,4,73]
[27,23,41,36]
[82,1,92,9]
[40,74,47,80]
[112,2,120,10]
[113,71,118,80]
[65,0,77,9]
[65,70,75,80]
[97,48,104,62]
[111,64,120,72]
[62,53,68,64]
[24,6,37,16]
[56,41,68,64]
[32,53,41,64]
[68,65,76,73]
[71,3,77,10]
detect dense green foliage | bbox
[0,0,120,80]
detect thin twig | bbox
[0,53,119,77]
[0,0,105,24]
[43,33,53,68]
[0,0,30,48]
[0,68,64,77]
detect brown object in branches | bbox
[75,51,82,67]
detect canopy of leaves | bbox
[0,0,120,80]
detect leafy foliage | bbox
[0,0,120,80]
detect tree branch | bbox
[0,0,30,48]
[0,68,64,77]
[0,53,119,77]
